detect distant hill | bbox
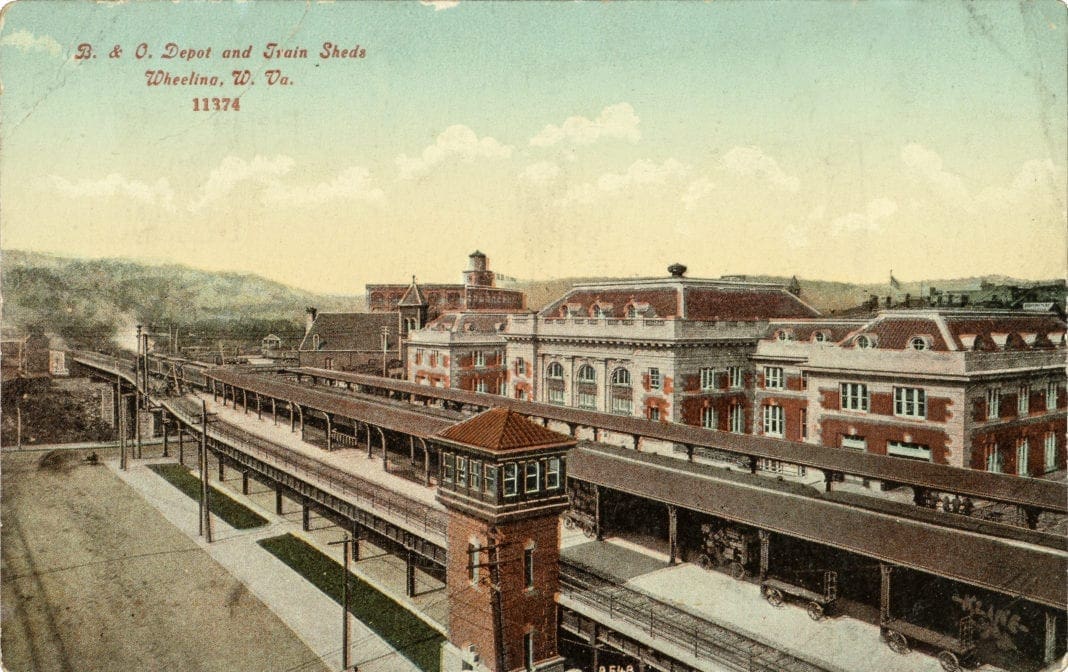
[0,250,359,348]
[2,249,1058,348]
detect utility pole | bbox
[199,399,212,542]
[328,534,353,671]
[119,393,129,471]
[380,326,389,378]
[135,325,143,459]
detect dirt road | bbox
[1,449,330,672]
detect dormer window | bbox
[909,336,931,351]
[592,304,607,318]
[312,334,321,350]
[776,329,795,342]
[625,305,637,318]
[855,335,875,349]
[813,331,828,343]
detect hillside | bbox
[0,250,359,348]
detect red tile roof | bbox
[299,312,399,352]
[539,281,819,321]
[766,320,866,343]
[844,311,1067,351]
[437,407,574,452]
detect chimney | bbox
[668,263,687,278]
[305,307,318,335]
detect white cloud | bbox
[900,143,970,205]
[519,161,560,185]
[266,167,384,206]
[420,0,460,10]
[530,103,641,147]
[561,158,688,204]
[396,125,512,179]
[682,177,716,211]
[831,198,898,234]
[1,29,62,58]
[722,146,800,192]
[978,158,1065,207]
[50,174,175,209]
[190,155,295,211]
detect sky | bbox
[1,0,1065,295]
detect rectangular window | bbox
[547,387,565,405]
[894,387,926,419]
[503,463,518,496]
[648,367,661,390]
[443,453,455,484]
[611,396,632,415]
[840,383,869,412]
[516,359,527,375]
[475,379,487,394]
[474,351,486,367]
[577,392,596,410]
[700,367,716,391]
[456,456,467,487]
[800,371,809,390]
[1047,381,1059,410]
[1018,385,1030,415]
[415,349,423,365]
[986,388,1000,420]
[429,352,437,367]
[888,440,932,462]
[525,461,540,493]
[701,406,716,429]
[986,447,1002,473]
[484,464,498,495]
[800,408,808,440]
[468,543,479,584]
[728,366,743,389]
[762,405,784,437]
[546,457,561,489]
[470,459,482,491]
[1045,433,1057,472]
[524,632,534,672]
[841,435,867,451]
[524,548,535,588]
[764,366,784,390]
[1017,439,1029,476]
[648,406,660,421]
[730,404,745,433]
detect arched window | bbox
[625,305,636,318]
[910,336,929,351]
[813,331,827,343]
[611,367,631,386]
[546,362,564,380]
[855,335,874,349]
[577,364,596,383]
[592,304,606,318]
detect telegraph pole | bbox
[119,393,127,471]
[328,534,353,671]
[199,399,212,542]
[380,326,389,378]
[135,325,143,459]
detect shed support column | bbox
[351,522,360,561]
[366,423,373,459]
[217,457,224,482]
[632,434,641,451]
[212,380,218,402]
[879,563,893,625]
[290,403,296,432]
[1021,506,1040,530]
[242,389,248,414]
[1045,611,1058,664]
[589,623,600,672]
[178,428,184,464]
[758,529,770,582]
[379,427,388,472]
[302,499,310,531]
[405,549,416,597]
[409,435,415,465]
[275,485,284,515]
[162,419,169,457]
[272,398,277,425]
[667,504,678,566]
[256,395,261,420]
[823,470,836,493]
[913,486,928,507]
[325,413,333,451]
[298,406,305,437]
[241,471,249,495]
[567,423,577,438]
[421,438,431,486]
[685,444,694,462]
[593,427,601,442]
[594,485,603,541]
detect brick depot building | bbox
[753,310,1067,477]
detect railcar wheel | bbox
[765,588,784,607]
[730,562,746,580]
[806,602,824,621]
[696,554,714,570]
[887,631,910,655]
[937,651,960,672]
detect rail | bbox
[559,560,831,672]
[164,397,448,540]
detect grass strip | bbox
[147,463,267,529]
[258,533,443,672]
